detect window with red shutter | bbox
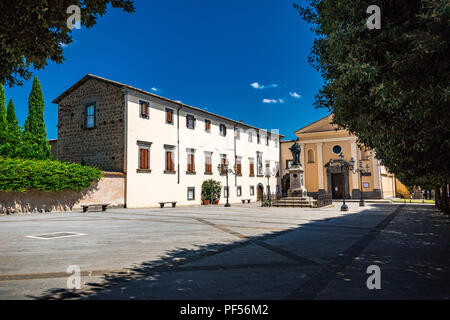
[250,163,254,175]
[140,101,149,119]
[140,148,149,170]
[166,108,173,124]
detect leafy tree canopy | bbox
[295,0,449,186]
[0,0,135,87]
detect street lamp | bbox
[350,159,370,207]
[217,159,236,207]
[329,152,352,212]
[265,170,272,205]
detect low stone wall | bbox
[0,173,125,214]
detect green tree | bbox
[0,83,6,126]
[6,99,19,133]
[22,77,51,159]
[0,0,135,87]
[295,0,449,211]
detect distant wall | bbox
[0,173,125,214]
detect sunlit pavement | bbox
[0,203,448,299]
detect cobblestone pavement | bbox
[0,203,448,299]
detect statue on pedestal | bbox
[289,141,301,166]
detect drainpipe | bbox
[177,104,182,184]
[122,89,129,208]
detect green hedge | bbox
[0,157,102,192]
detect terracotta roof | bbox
[52,74,284,137]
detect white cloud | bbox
[251,82,278,90]
[289,91,301,99]
[151,87,160,92]
[263,98,285,104]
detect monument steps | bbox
[272,197,314,208]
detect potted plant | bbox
[201,179,221,205]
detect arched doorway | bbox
[281,174,290,197]
[257,184,264,201]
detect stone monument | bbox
[288,142,308,197]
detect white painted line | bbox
[25,232,87,240]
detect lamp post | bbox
[329,152,352,212]
[350,159,370,207]
[218,159,236,207]
[265,171,272,205]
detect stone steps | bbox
[272,197,314,208]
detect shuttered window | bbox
[166,108,173,124]
[139,148,149,170]
[236,157,242,175]
[205,119,211,132]
[249,161,255,175]
[220,124,227,136]
[140,101,149,119]
[187,153,195,172]
[205,153,212,173]
[166,151,174,171]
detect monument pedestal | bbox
[288,165,308,198]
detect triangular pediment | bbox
[295,115,340,134]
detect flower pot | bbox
[213,199,219,205]
[202,199,210,205]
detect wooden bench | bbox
[82,204,109,213]
[159,201,177,208]
[241,199,251,204]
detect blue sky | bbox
[4,0,327,140]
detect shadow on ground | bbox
[28,204,450,300]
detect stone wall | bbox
[57,78,125,172]
[0,173,125,214]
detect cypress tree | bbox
[23,77,51,159]
[6,99,19,133]
[0,83,6,128]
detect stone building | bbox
[52,74,282,208]
[281,115,405,199]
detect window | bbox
[235,128,241,140]
[265,161,270,175]
[308,149,315,163]
[165,149,174,171]
[140,101,149,119]
[274,137,278,148]
[332,145,342,154]
[237,186,242,197]
[137,141,152,171]
[248,131,253,142]
[187,187,195,200]
[84,103,96,128]
[249,158,255,176]
[224,186,229,197]
[250,186,255,196]
[257,133,260,144]
[257,152,263,175]
[187,149,195,173]
[286,160,293,169]
[220,124,227,137]
[205,119,211,132]
[266,134,270,146]
[166,108,174,124]
[205,152,212,173]
[186,114,196,129]
[236,156,242,175]
[220,154,227,174]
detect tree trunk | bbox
[435,186,441,209]
[444,184,450,216]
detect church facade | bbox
[281,115,402,200]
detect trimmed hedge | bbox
[0,157,102,192]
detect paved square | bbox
[0,203,448,299]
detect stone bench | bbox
[159,201,177,208]
[241,199,251,204]
[82,204,109,213]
